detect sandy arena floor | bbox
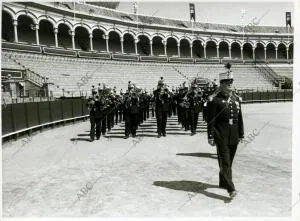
[2,102,292,217]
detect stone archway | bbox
[92,29,106,52]
[152,36,164,56]
[2,10,14,42]
[108,31,121,53]
[219,41,229,58]
[192,40,204,58]
[57,23,72,49]
[38,19,54,46]
[74,26,90,51]
[179,39,190,57]
[206,41,217,58]
[123,33,135,54]
[231,42,241,59]
[137,35,150,56]
[266,43,276,60]
[243,43,253,60]
[254,43,265,60]
[17,15,36,44]
[277,43,287,60]
[166,37,178,57]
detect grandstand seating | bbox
[1,54,23,70]
[2,50,280,97]
[268,64,293,80]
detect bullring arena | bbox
[1,1,295,217]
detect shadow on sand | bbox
[176,152,218,159]
[153,180,231,203]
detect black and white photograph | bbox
[1,0,299,219]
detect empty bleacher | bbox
[1,54,24,70]
[268,64,293,80]
[2,50,279,97]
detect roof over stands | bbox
[58,2,293,34]
[85,1,120,9]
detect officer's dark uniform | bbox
[124,91,139,138]
[129,93,139,137]
[138,92,145,125]
[181,87,190,131]
[154,80,169,137]
[176,88,184,124]
[171,89,177,116]
[187,87,203,135]
[87,96,105,141]
[123,92,131,138]
[144,92,151,119]
[207,71,244,196]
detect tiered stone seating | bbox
[1,54,24,70]
[268,64,293,79]
[2,50,279,97]
[175,64,277,90]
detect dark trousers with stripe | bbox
[216,143,238,193]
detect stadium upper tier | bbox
[2,50,280,98]
[2,2,293,62]
[51,2,293,34]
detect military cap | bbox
[158,77,164,86]
[219,71,234,82]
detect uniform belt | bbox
[229,119,238,125]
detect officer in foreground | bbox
[207,63,244,199]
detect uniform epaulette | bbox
[232,92,242,102]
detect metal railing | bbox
[253,56,285,87]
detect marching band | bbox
[86,74,218,141]
[86,62,245,199]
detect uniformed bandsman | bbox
[124,81,140,138]
[87,94,105,141]
[187,83,203,136]
[154,77,170,138]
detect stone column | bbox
[71,31,75,50]
[135,39,138,54]
[54,28,58,47]
[163,40,167,56]
[105,35,109,52]
[264,46,267,61]
[120,37,124,53]
[13,20,18,42]
[240,47,243,60]
[150,40,153,56]
[35,24,39,45]
[89,33,93,51]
